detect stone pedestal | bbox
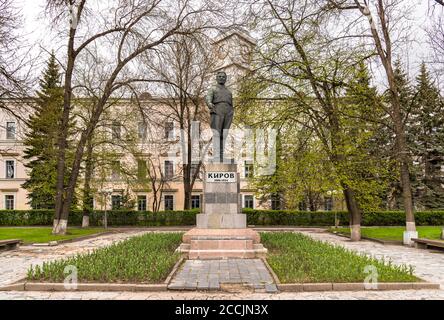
[178,163,267,259]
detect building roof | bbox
[213,29,257,46]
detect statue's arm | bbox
[205,87,215,113]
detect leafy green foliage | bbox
[27,232,182,283]
[3,209,444,226]
[262,232,417,283]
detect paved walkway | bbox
[0,230,152,286]
[1,289,444,300]
[168,259,277,292]
[1,229,444,299]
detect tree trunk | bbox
[183,163,191,210]
[357,0,416,233]
[343,185,361,241]
[390,94,416,232]
[53,26,77,236]
[82,136,94,228]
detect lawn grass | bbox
[0,227,106,244]
[261,232,418,283]
[329,226,443,241]
[27,232,183,283]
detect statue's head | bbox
[216,71,227,85]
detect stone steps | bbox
[188,249,264,259]
[178,240,267,259]
[190,239,254,251]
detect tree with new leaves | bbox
[244,0,386,240]
[327,0,418,239]
[342,61,395,212]
[22,53,76,209]
[46,0,226,234]
[144,33,214,210]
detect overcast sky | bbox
[14,0,442,91]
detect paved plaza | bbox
[0,228,443,299]
[168,259,277,292]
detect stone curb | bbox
[164,257,184,285]
[0,282,167,292]
[0,281,439,293]
[261,258,280,285]
[277,282,440,292]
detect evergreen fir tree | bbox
[408,62,444,209]
[382,60,414,209]
[22,52,72,209]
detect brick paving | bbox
[1,289,444,300]
[168,259,277,292]
[1,228,444,299]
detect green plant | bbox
[261,232,418,283]
[27,232,182,283]
[3,209,444,227]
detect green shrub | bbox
[2,208,444,226]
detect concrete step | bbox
[190,239,254,251]
[188,249,258,259]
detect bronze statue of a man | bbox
[205,71,233,161]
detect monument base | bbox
[177,228,268,260]
[196,213,246,229]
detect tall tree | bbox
[145,34,214,209]
[0,0,33,124]
[47,0,223,234]
[245,0,376,240]
[328,0,418,242]
[22,53,75,209]
[383,60,414,209]
[408,62,444,209]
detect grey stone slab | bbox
[265,284,278,293]
[168,259,276,292]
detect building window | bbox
[244,195,254,209]
[137,195,147,211]
[324,197,333,211]
[191,195,200,209]
[112,121,121,140]
[5,160,14,179]
[165,121,174,139]
[244,161,253,178]
[164,160,174,180]
[137,159,147,181]
[4,195,14,210]
[164,195,174,211]
[138,121,147,141]
[6,122,16,140]
[111,195,122,210]
[111,161,120,180]
[271,194,281,210]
